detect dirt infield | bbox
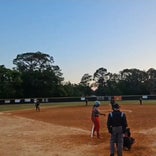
[0,104,156,156]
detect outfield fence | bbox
[0,95,156,105]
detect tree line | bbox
[0,51,156,99]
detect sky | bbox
[0,0,156,83]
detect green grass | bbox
[0,102,86,112]
[0,104,34,112]
[0,100,155,112]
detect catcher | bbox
[123,127,135,150]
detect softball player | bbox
[91,101,105,138]
[35,99,40,111]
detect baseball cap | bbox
[113,103,120,110]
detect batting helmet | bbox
[95,101,100,107]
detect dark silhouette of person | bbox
[139,97,142,105]
[110,97,115,109]
[85,97,88,106]
[35,99,40,111]
[107,103,128,156]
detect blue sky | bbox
[0,0,156,83]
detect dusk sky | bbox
[0,0,156,83]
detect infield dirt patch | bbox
[0,104,156,156]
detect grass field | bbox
[0,100,156,156]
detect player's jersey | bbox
[91,107,100,118]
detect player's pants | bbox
[92,117,100,138]
[110,126,123,156]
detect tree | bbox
[13,51,64,97]
[93,67,109,85]
[106,73,122,95]
[119,68,148,95]
[80,73,92,86]
[93,67,109,95]
[62,82,87,97]
[13,52,54,72]
[0,65,22,98]
[146,68,156,94]
[79,73,93,96]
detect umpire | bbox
[107,103,128,156]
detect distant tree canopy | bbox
[80,67,156,96]
[0,65,23,98]
[13,52,55,72]
[0,51,156,99]
[12,51,64,98]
